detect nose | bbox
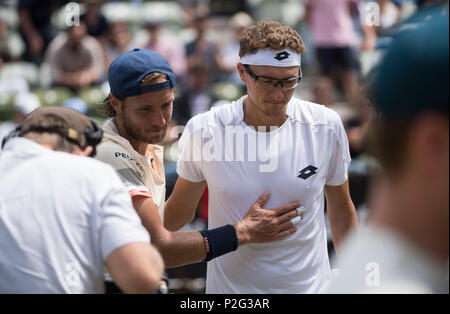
[270,85,285,101]
[152,109,167,127]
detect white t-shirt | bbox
[326,226,449,294]
[0,121,18,149]
[0,138,150,294]
[177,96,351,293]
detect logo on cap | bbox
[274,51,290,61]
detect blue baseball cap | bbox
[108,48,176,99]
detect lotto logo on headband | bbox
[274,51,290,61]
[241,48,301,67]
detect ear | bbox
[109,93,122,116]
[237,62,247,84]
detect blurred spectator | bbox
[144,18,187,79]
[377,0,401,33]
[0,58,30,95]
[0,19,11,62]
[45,21,106,92]
[172,62,217,126]
[346,83,375,157]
[62,97,88,115]
[313,78,356,126]
[177,0,210,26]
[18,0,67,64]
[219,11,254,84]
[81,0,110,41]
[104,21,135,67]
[304,0,377,103]
[185,14,225,83]
[0,92,40,146]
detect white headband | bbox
[241,48,301,67]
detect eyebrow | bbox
[161,99,174,106]
[246,65,300,81]
[138,98,174,109]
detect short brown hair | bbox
[22,114,80,153]
[239,19,306,57]
[97,72,169,117]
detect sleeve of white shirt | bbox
[96,167,151,262]
[325,109,351,186]
[176,118,205,182]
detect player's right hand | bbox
[233,191,303,245]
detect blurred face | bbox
[68,23,87,47]
[111,22,130,47]
[119,88,174,144]
[238,63,300,117]
[194,18,208,36]
[190,69,209,91]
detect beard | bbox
[121,110,167,144]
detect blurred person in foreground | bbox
[326,11,449,294]
[165,20,358,294]
[95,48,302,273]
[0,107,164,293]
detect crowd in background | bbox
[0,0,447,293]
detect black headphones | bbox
[1,123,22,150]
[85,119,103,157]
[1,119,103,157]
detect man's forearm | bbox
[152,230,207,268]
[164,197,196,231]
[328,208,358,255]
[163,178,207,231]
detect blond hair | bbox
[239,19,306,57]
[97,72,169,118]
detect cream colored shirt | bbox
[96,119,166,219]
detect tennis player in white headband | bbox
[168,19,358,294]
